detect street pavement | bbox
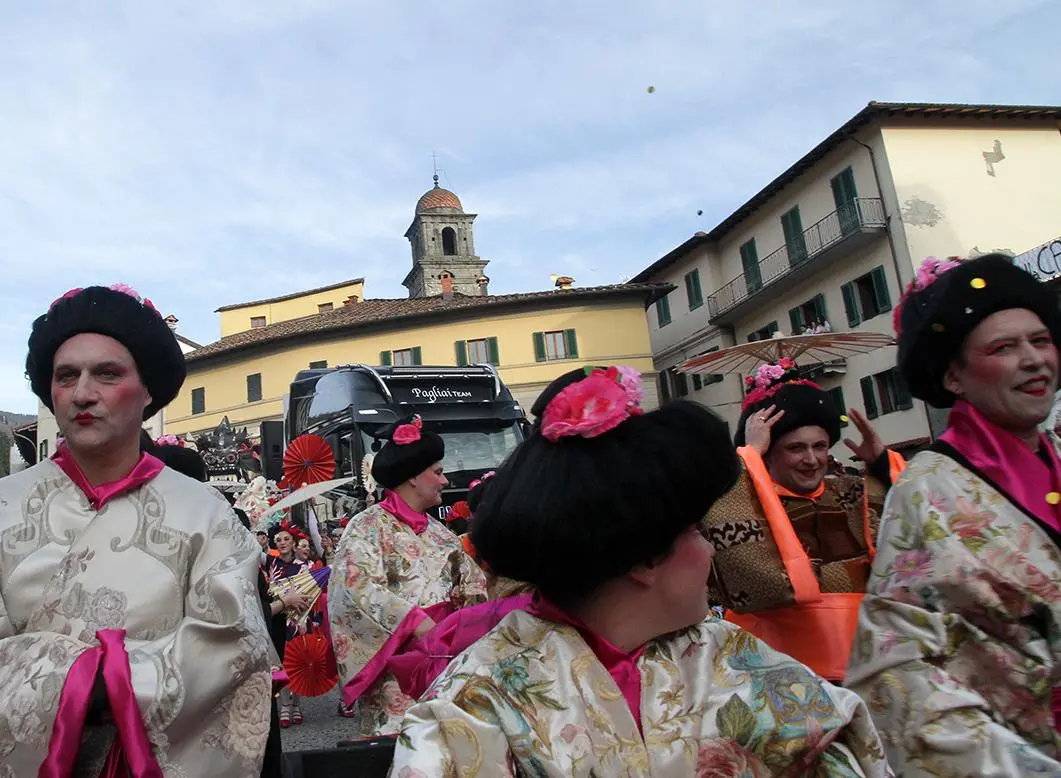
[280,687,353,753]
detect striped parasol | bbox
[678,331,895,376]
[268,565,331,626]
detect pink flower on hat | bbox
[49,288,84,311]
[893,256,963,337]
[541,366,643,442]
[393,415,423,445]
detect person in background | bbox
[328,414,487,738]
[0,284,273,776]
[846,254,1061,774]
[700,359,904,682]
[390,366,889,776]
[266,520,312,728]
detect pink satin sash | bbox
[39,629,163,778]
[52,444,164,511]
[378,491,430,534]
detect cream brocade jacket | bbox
[391,611,892,777]
[0,460,274,777]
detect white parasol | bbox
[678,331,895,376]
[267,476,356,514]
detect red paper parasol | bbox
[282,434,335,488]
[283,634,338,697]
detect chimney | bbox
[343,295,359,306]
[554,275,575,291]
[164,314,179,332]
[439,272,454,300]
[476,275,490,296]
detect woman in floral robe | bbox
[392,366,890,777]
[328,415,487,738]
[846,254,1061,775]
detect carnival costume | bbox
[0,285,272,777]
[846,254,1061,775]
[327,416,487,737]
[702,359,904,680]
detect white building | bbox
[631,101,1061,458]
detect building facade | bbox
[632,102,1061,455]
[163,181,668,438]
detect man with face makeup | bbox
[701,359,904,682]
[0,284,273,776]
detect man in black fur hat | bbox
[327,414,487,738]
[0,284,273,776]
[701,359,904,682]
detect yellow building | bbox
[166,181,669,437]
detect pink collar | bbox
[379,490,430,534]
[526,595,646,732]
[52,443,165,511]
[940,400,1061,533]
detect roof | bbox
[175,333,202,349]
[188,283,672,365]
[630,101,1061,283]
[416,180,463,214]
[215,278,365,312]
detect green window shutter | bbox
[658,372,671,403]
[812,293,828,323]
[692,374,703,391]
[841,282,861,327]
[685,270,703,309]
[860,376,879,420]
[379,350,392,366]
[674,372,688,397]
[564,329,579,359]
[532,332,546,362]
[411,346,423,365]
[487,336,500,365]
[656,295,671,327]
[455,340,468,367]
[740,240,761,291]
[871,266,892,312]
[768,320,779,336]
[789,306,802,334]
[894,368,914,410]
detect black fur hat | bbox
[896,254,1061,408]
[154,445,208,483]
[26,285,186,420]
[370,414,445,489]
[733,363,841,450]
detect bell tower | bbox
[403,176,489,298]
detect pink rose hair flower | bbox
[392,415,423,445]
[541,366,644,442]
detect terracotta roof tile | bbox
[187,283,671,364]
[416,185,463,214]
[215,278,366,312]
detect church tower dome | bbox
[403,176,489,299]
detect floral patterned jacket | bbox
[846,446,1061,775]
[328,503,487,737]
[391,610,891,777]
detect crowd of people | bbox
[1,249,1060,776]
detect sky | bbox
[1,0,1059,413]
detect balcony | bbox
[707,198,887,324]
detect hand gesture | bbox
[282,591,311,611]
[744,405,785,455]
[843,408,885,464]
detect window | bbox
[684,269,704,310]
[860,368,913,419]
[656,293,672,327]
[380,347,423,366]
[739,239,762,293]
[672,370,689,398]
[246,373,262,403]
[781,206,808,266]
[533,330,578,362]
[699,346,724,386]
[748,321,779,342]
[456,337,500,366]
[309,360,328,369]
[788,294,828,334]
[842,266,892,326]
[442,227,457,256]
[828,387,849,427]
[831,166,859,236]
[658,371,671,403]
[250,316,266,329]
[191,387,205,415]
[39,439,48,461]
[318,302,333,313]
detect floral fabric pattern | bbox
[846,448,1061,776]
[0,460,273,777]
[328,502,487,737]
[391,611,891,777]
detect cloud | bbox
[0,0,1058,412]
